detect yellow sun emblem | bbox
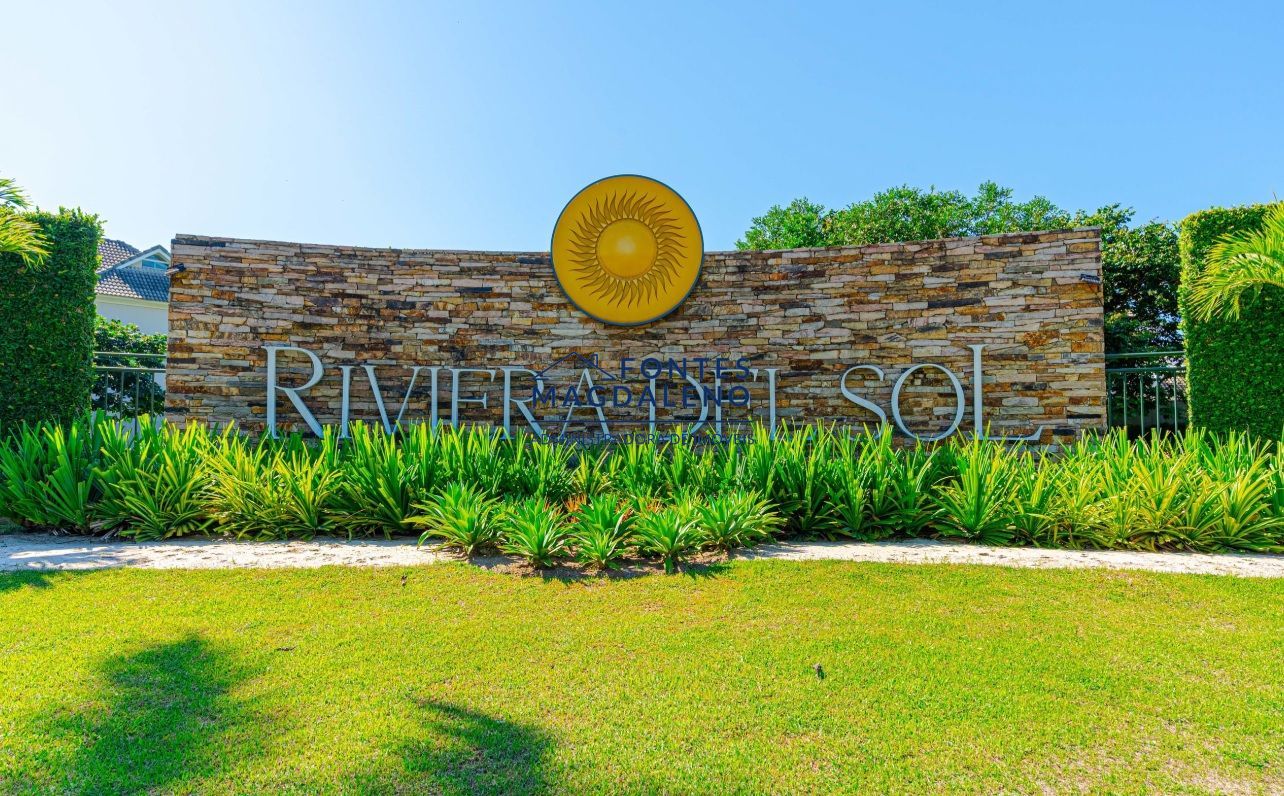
[551,175,703,326]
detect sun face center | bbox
[595,219,658,279]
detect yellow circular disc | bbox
[551,175,703,326]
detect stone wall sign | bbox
[167,225,1106,444]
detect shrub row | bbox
[1,418,1282,564]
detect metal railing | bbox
[93,351,166,421]
[1105,350,1186,436]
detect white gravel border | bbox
[1,533,1282,578]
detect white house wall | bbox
[95,295,168,336]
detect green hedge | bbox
[1179,204,1284,439]
[0,209,102,427]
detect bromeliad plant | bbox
[635,502,705,574]
[411,482,500,555]
[0,418,99,532]
[97,421,213,541]
[932,438,1019,545]
[693,491,781,551]
[500,498,571,568]
[572,495,634,570]
[333,422,438,538]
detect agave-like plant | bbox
[932,437,1019,545]
[97,420,213,541]
[614,438,666,501]
[271,443,343,539]
[1009,451,1058,545]
[410,482,500,555]
[507,433,575,502]
[761,423,842,537]
[333,422,437,537]
[573,495,634,570]
[693,490,781,551]
[205,430,317,540]
[1187,203,1284,321]
[0,417,100,531]
[570,447,615,498]
[859,431,942,538]
[635,502,704,574]
[500,498,570,568]
[1115,439,1195,550]
[438,425,510,496]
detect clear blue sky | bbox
[6,1,1282,252]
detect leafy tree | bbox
[737,182,1181,352]
[1071,206,1180,352]
[95,316,167,355]
[1186,203,1284,321]
[826,182,1069,244]
[737,197,831,250]
[0,176,49,267]
[94,317,167,418]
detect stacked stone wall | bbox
[166,228,1105,443]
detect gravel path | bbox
[2,533,1282,578]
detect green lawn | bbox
[1,562,1281,795]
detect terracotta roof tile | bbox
[98,239,141,271]
[95,239,169,302]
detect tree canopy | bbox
[737,182,1180,352]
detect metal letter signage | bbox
[173,177,1103,444]
[262,345,1047,443]
[550,175,703,326]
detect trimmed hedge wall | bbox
[0,209,102,427]
[1179,203,1284,438]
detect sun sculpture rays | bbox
[552,175,703,326]
[567,190,686,308]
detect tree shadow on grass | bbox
[20,635,265,795]
[348,696,555,795]
[0,571,57,593]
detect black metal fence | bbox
[1105,350,1186,436]
[93,351,166,420]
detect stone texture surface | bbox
[166,229,1106,442]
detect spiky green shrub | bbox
[571,448,615,498]
[932,438,1019,545]
[635,502,704,574]
[0,417,99,531]
[508,434,575,501]
[614,438,666,500]
[96,420,213,541]
[741,423,842,537]
[333,423,438,537]
[1,417,1282,555]
[273,443,343,539]
[658,428,731,497]
[438,425,508,496]
[500,498,571,567]
[410,482,500,555]
[826,430,941,540]
[1009,451,1058,545]
[693,491,781,551]
[572,495,634,570]
[1103,431,1284,552]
